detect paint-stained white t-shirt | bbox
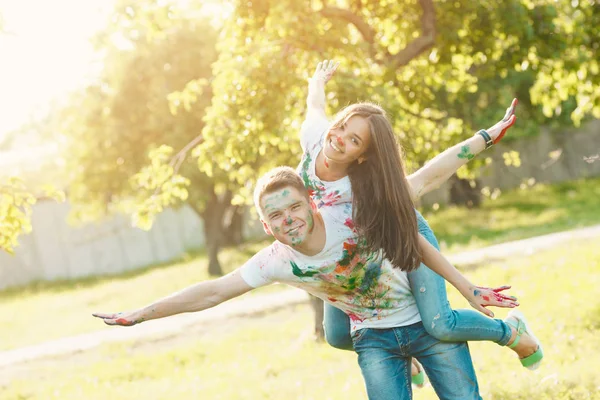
[240,204,420,332]
[296,112,353,209]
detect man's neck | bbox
[291,212,326,256]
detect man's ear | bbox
[261,220,273,236]
[310,199,318,212]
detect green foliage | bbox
[197,0,599,197]
[127,145,191,230]
[55,0,221,228]
[0,179,65,254]
[0,178,35,254]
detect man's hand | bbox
[465,285,519,318]
[486,98,518,144]
[92,311,143,326]
[311,60,339,84]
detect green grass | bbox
[1,177,599,352]
[2,238,599,399]
[422,177,600,252]
[0,239,273,352]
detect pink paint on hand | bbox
[115,318,134,326]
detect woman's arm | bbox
[417,234,518,318]
[93,270,253,326]
[306,60,339,117]
[407,99,518,200]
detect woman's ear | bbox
[261,220,273,236]
[358,155,367,164]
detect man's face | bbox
[260,186,316,247]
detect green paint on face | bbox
[291,261,319,278]
[307,210,314,230]
[457,145,475,160]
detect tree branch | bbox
[320,0,437,69]
[319,7,376,44]
[387,0,437,69]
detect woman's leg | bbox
[323,302,354,350]
[411,210,512,345]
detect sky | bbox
[0,0,112,141]
[0,0,230,145]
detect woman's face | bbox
[323,115,371,165]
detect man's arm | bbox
[417,234,518,318]
[93,270,253,326]
[407,99,518,200]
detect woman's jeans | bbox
[323,210,513,349]
[351,322,482,400]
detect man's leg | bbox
[351,328,412,400]
[405,321,482,400]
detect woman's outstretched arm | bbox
[407,99,518,200]
[418,234,519,318]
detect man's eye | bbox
[271,213,281,219]
[291,204,300,210]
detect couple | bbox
[94,62,543,399]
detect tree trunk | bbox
[223,205,244,246]
[449,175,482,208]
[309,295,325,341]
[200,188,233,277]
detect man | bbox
[95,167,512,399]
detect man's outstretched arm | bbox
[93,270,253,326]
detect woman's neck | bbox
[315,150,350,182]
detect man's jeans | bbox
[351,322,482,400]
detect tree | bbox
[55,0,234,275]
[195,0,598,204]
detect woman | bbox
[297,61,543,373]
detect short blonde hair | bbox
[253,166,309,218]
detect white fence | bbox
[0,201,207,290]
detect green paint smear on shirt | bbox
[291,261,319,278]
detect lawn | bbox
[1,238,599,399]
[422,177,600,252]
[1,177,600,352]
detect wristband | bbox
[476,129,494,149]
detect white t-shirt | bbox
[297,112,353,209]
[240,204,421,332]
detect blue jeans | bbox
[352,322,482,400]
[323,210,512,349]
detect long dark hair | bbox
[333,103,421,271]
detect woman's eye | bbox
[351,138,359,145]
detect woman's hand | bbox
[311,60,339,84]
[92,311,144,326]
[465,285,519,318]
[486,98,518,144]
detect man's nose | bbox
[284,213,293,224]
